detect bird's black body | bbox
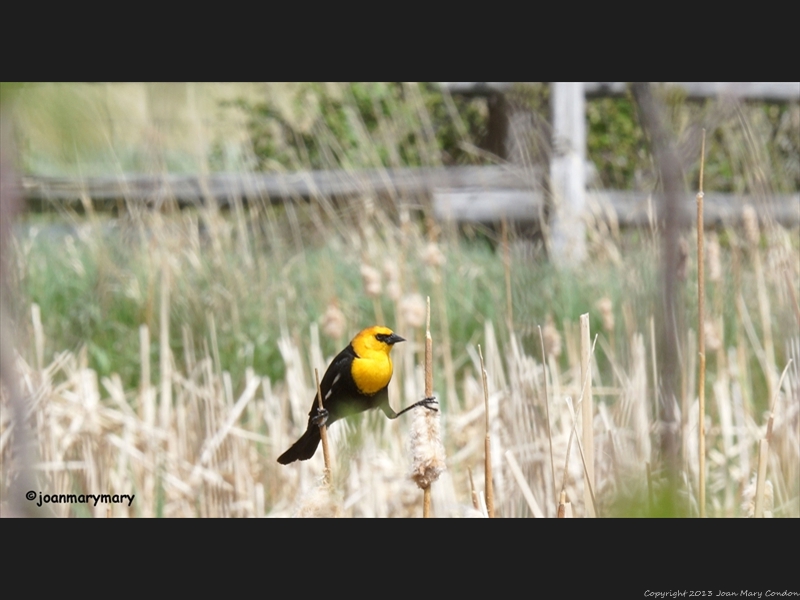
[277,326,436,465]
[277,342,395,465]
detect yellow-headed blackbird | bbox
[277,325,437,464]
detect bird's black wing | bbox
[307,344,361,424]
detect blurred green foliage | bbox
[226,82,799,193]
[585,88,800,193]
[214,82,489,172]
[587,96,651,190]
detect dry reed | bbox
[697,128,707,517]
[539,324,557,508]
[579,313,595,517]
[478,344,495,517]
[315,367,332,487]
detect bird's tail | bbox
[277,425,321,464]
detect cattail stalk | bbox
[561,332,599,517]
[786,269,800,327]
[557,490,572,518]
[478,344,495,517]
[744,205,777,404]
[159,261,172,431]
[502,218,513,332]
[315,367,332,486]
[410,297,446,516]
[139,323,155,516]
[756,257,776,406]
[753,439,769,518]
[539,324,557,508]
[140,324,153,426]
[423,312,433,518]
[579,313,595,517]
[697,128,707,518]
[467,467,480,511]
[755,359,793,517]
[32,303,44,370]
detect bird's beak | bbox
[386,333,405,345]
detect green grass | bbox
[11,208,504,393]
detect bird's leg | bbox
[419,396,438,410]
[311,407,329,427]
[393,396,438,418]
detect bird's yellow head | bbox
[349,326,404,395]
[351,325,405,358]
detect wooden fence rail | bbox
[21,166,533,204]
[21,167,800,227]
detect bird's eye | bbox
[375,333,387,342]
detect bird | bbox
[277,325,437,464]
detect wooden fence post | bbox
[549,82,587,265]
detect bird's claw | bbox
[420,396,438,412]
[311,407,329,427]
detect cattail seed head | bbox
[294,483,342,518]
[676,237,690,281]
[383,259,399,283]
[400,293,427,329]
[741,476,773,518]
[704,319,721,352]
[383,260,401,300]
[386,281,402,301]
[543,315,562,359]
[321,302,346,340]
[742,205,760,247]
[409,403,446,489]
[597,297,614,332]
[422,242,446,268]
[707,232,721,283]
[360,264,382,298]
